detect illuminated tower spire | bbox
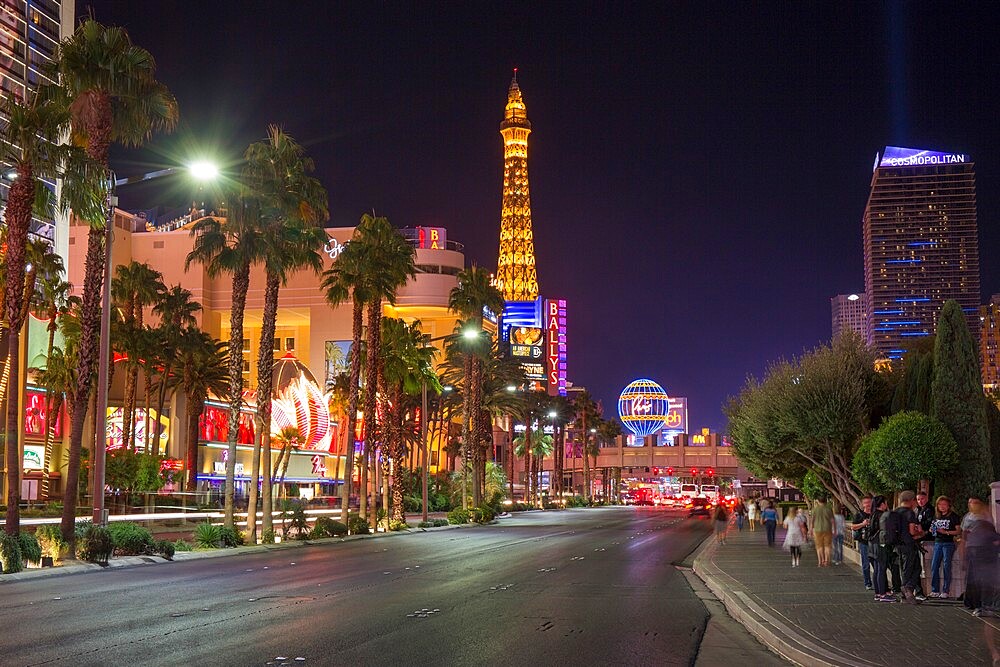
[496,71,539,301]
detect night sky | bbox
[86,2,999,431]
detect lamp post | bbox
[92,162,219,525]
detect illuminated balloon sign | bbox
[617,379,671,438]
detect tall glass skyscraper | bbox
[863,146,980,360]
[1,1,75,248]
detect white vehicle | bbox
[679,483,699,499]
[700,484,720,500]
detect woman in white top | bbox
[747,499,759,531]
[783,507,808,567]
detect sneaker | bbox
[877,594,897,603]
[865,584,873,591]
[939,593,949,599]
[915,594,927,602]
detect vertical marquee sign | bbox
[545,299,567,396]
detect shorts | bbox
[814,531,832,549]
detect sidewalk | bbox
[693,522,999,666]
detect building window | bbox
[243,338,250,353]
[242,360,251,373]
[272,337,281,351]
[285,337,295,351]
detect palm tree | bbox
[173,329,228,492]
[111,261,165,448]
[54,18,178,545]
[596,419,622,503]
[350,215,416,527]
[0,89,68,536]
[573,391,601,503]
[514,428,554,506]
[322,240,372,530]
[447,266,505,507]
[186,205,266,529]
[149,285,201,448]
[271,426,301,496]
[380,318,439,523]
[242,127,328,544]
[547,395,575,498]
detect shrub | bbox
[219,526,244,548]
[282,500,309,540]
[347,516,370,535]
[471,506,496,524]
[35,524,67,560]
[433,518,449,527]
[17,532,42,565]
[417,520,433,528]
[447,508,470,525]
[108,522,155,556]
[430,492,450,512]
[76,525,113,565]
[155,540,176,560]
[194,522,221,549]
[565,495,587,508]
[261,529,275,544]
[1,534,23,573]
[404,494,422,513]
[74,519,93,539]
[173,539,192,552]
[389,518,408,532]
[310,517,348,538]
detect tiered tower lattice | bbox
[496,72,538,302]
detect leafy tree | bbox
[859,411,958,491]
[931,301,993,509]
[726,334,885,509]
[850,438,882,496]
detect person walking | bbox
[783,506,807,567]
[832,505,847,566]
[812,496,834,567]
[713,502,730,545]
[869,495,895,602]
[928,495,961,598]
[849,495,875,590]
[734,500,746,531]
[747,498,758,531]
[762,501,778,546]
[962,497,999,616]
[890,490,926,604]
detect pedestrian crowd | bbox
[724,491,999,615]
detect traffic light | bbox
[666,467,674,476]
[690,468,698,477]
[707,468,715,477]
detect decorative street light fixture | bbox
[92,162,219,525]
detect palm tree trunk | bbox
[185,394,202,492]
[339,299,363,528]
[143,371,152,453]
[153,363,172,453]
[250,271,280,543]
[62,223,106,545]
[223,262,251,529]
[363,299,381,528]
[122,364,137,450]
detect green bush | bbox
[74,519,93,539]
[76,525,113,565]
[1,534,23,573]
[35,524,67,560]
[347,516,370,535]
[155,540,176,560]
[404,494,422,513]
[261,529,275,544]
[389,518,408,532]
[433,518,449,527]
[108,522,155,556]
[282,500,310,540]
[310,517,348,538]
[431,492,451,512]
[565,495,587,508]
[173,539,192,552]
[219,526,244,548]
[194,522,221,549]
[447,508,470,525]
[417,520,433,528]
[471,505,496,524]
[17,532,42,565]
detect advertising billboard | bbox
[509,326,544,360]
[660,396,688,446]
[415,227,447,249]
[878,146,967,168]
[545,299,567,396]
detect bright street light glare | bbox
[188,160,219,181]
[548,411,557,418]
[462,329,480,340]
[506,385,517,392]
[442,385,454,392]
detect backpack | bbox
[881,509,905,546]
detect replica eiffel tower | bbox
[495,71,539,302]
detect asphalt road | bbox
[2,507,716,666]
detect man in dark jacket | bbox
[894,490,927,604]
[914,491,935,598]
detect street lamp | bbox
[92,162,219,525]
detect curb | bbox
[691,538,878,667]
[0,520,474,582]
